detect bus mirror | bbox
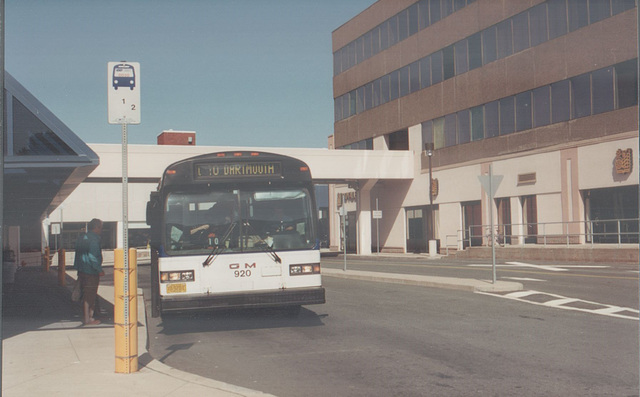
[146,193,161,226]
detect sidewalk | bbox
[1,257,522,396]
[1,267,275,397]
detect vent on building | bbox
[517,172,536,185]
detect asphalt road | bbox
[132,256,639,396]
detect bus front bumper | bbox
[160,286,325,313]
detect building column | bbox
[511,197,524,245]
[357,179,377,255]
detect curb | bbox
[321,268,523,293]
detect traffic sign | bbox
[372,210,383,219]
[108,62,140,124]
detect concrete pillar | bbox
[357,180,377,255]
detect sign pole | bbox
[108,61,140,373]
[122,122,130,370]
[376,198,380,254]
[489,164,496,284]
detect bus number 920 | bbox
[234,270,252,278]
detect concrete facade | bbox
[330,0,638,254]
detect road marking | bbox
[506,261,567,272]
[558,265,609,269]
[477,289,639,321]
[502,277,546,282]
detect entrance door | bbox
[346,211,358,253]
[462,201,482,247]
[406,207,426,253]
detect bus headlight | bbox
[161,270,195,283]
[290,263,321,276]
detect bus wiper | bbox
[202,222,236,267]
[243,221,281,264]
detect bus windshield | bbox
[164,187,316,255]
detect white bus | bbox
[146,151,325,317]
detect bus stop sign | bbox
[108,62,140,124]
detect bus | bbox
[146,151,325,317]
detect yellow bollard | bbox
[114,248,138,373]
[57,249,66,286]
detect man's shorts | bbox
[78,272,100,307]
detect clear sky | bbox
[5,0,374,148]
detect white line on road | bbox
[477,289,639,321]
[505,261,567,272]
[502,277,546,282]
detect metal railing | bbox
[456,218,639,249]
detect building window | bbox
[398,9,409,42]
[571,72,591,119]
[484,100,500,138]
[589,0,611,24]
[389,71,400,101]
[422,120,433,148]
[496,19,513,59]
[533,86,551,127]
[499,97,516,135]
[470,106,484,141]
[388,130,409,150]
[529,3,549,47]
[443,45,455,80]
[468,32,483,71]
[431,51,443,84]
[433,117,445,149]
[457,109,470,144]
[455,41,468,75]
[548,0,568,39]
[409,61,420,93]
[430,0,442,24]
[592,67,614,115]
[420,57,432,89]
[418,0,430,30]
[408,3,419,36]
[512,11,531,53]
[444,114,457,147]
[551,80,571,123]
[356,87,365,114]
[515,91,533,132]
[381,75,390,105]
[568,0,589,32]
[616,59,638,109]
[482,26,498,64]
[399,66,410,97]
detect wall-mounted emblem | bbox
[614,148,633,174]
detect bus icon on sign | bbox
[112,64,135,90]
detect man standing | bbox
[74,218,105,325]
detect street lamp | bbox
[424,143,435,255]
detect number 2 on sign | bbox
[121,99,136,110]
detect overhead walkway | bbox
[89,144,416,255]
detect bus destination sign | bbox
[196,162,282,179]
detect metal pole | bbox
[489,165,496,284]
[121,122,130,372]
[429,153,433,240]
[376,198,380,254]
[0,0,5,388]
[342,210,346,271]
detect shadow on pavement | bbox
[150,305,327,336]
[2,267,114,339]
